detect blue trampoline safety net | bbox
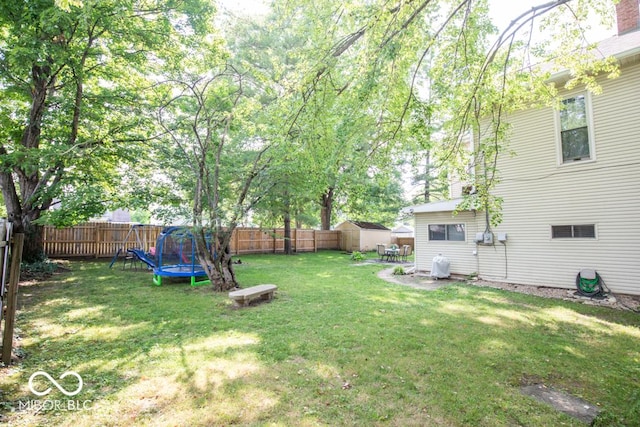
[154,226,209,277]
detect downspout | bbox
[483,150,492,236]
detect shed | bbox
[335,221,391,252]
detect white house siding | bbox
[414,211,479,276]
[475,62,640,295]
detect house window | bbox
[429,224,465,241]
[551,224,596,239]
[558,94,593,163]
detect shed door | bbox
[341,229,357,252]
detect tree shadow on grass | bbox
[3,257,639,426]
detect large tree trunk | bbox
[320,187,334,230]
[194,227,238,291]
[283,191,293,255]
[283,211,292,255]
[3,200,48,263]
[1,65,51,263]
[0,167,47,262]
[424,150,431,203]
[210,245,237,291]
[22,222,45,263]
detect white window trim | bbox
[427,223,467,242]
[553,91,596,166]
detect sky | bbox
[488,0,615,41]
[217,0,616,41]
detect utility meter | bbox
[483,232,493,245]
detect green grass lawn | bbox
[1,251,639,426]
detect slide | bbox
[128,248,156,269]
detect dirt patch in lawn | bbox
[520,383,600,423]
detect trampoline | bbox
[152,226,213,286]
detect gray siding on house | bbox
[474,62,640,295]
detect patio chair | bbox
[400,245,412,262]
[376,244,388,261]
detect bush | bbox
[350,251,366,262]
[392,266,405,275]
[20,258,59,279]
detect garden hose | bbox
[576,270,603,297]
[574,272,640,312]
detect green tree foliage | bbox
[263,0,617,227]
[233,0,422,230]
[3,0,616,266]
[339,169,407,226]
[0,0,214,261]
[152,37,278,288]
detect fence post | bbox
[272,228,276,253]
[293,228,297,253]
[94,222,100,258]
[313,230,317,252]
[2,233,24,365]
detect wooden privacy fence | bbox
[43,223,163,258]
[392,237,415,251]
[232,228,341,254]
[43,223,342,258]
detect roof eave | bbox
[548,44,640,84]
[402,198,467,214]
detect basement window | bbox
[429,224,466,241]
[551,224,596,239]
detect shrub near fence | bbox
[43,223,341,258]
